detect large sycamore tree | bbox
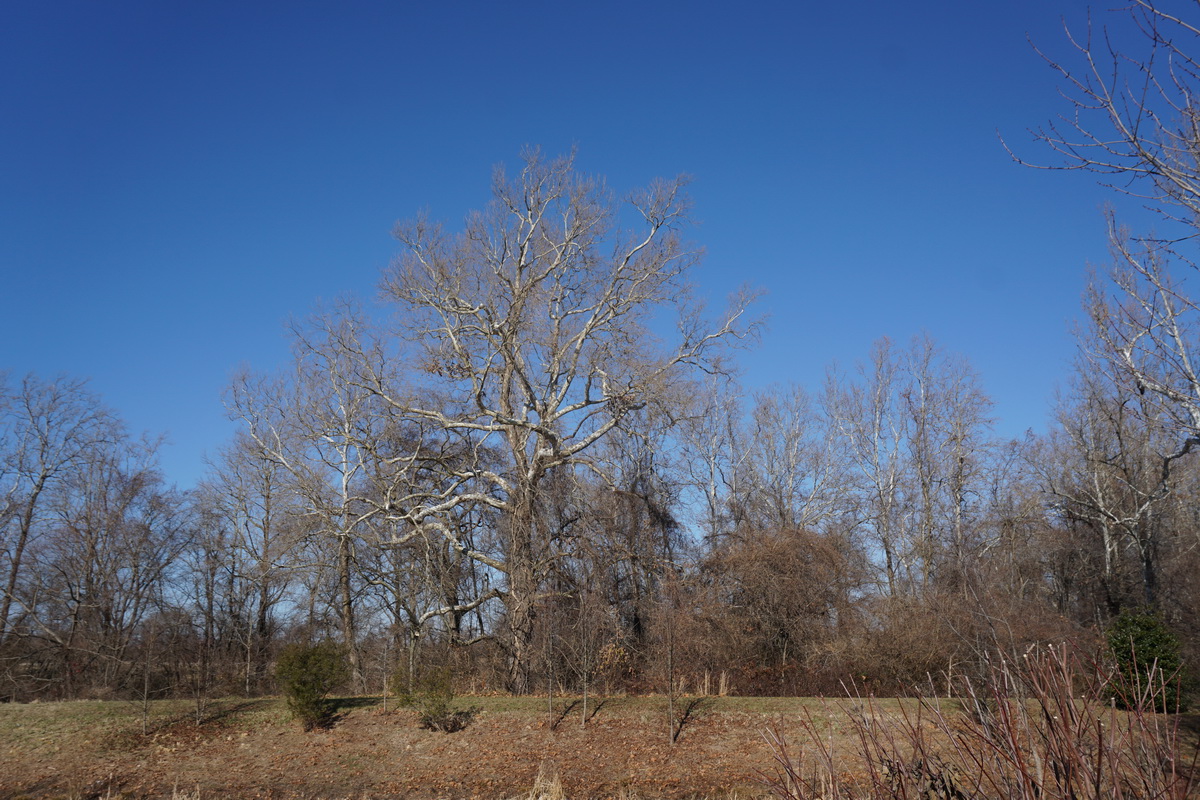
[354,150,754,691]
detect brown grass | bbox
[0,663,1194,799]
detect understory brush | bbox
[763,643,1198,799]
[390,664,478,732]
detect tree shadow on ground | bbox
[587,696,611,721]
[320,696,383,728]
[198,698,271,725]
[550,699,579,730]
[671,696,714,743]
[330,695,382,711]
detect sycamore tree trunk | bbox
[504,486,539,694]
[337,531,360,688]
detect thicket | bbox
[763,643,1198,800]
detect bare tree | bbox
[193,431,302,693]
[1037,357,1188,613]
[1016,1,1200,221]
[900,335,995,587]
[1020,2,1200,462]
[678,376,753,541]
[743,383,845,533]
[977,437,1055,606]
[0,375,118,646]
[349,150,754,691]
[36,436,191,696]
[1013,1,1200,631]
[0,375,13,529]
[826,336,994,595]
[826,338,911,595]
[228,311,387,686]
[1084,229,1200,459]
[359,500,497,695]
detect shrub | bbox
[1106,609,1187,712]
[391,663,476,732]
[762,643,1198,800]
[274,641,349,730]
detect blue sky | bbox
[2,0,1123,487]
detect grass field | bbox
[0,693,920,799]
[0,689,1195,799]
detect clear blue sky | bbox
[2,0,1121,488]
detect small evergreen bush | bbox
[1106,609,1187,712]
[274,641,349,730]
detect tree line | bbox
[5,2,1200,703]
[3,316,1194,703]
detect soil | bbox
[0,695,867,799]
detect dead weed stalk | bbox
[763,643,1198,799]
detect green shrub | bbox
[414,666,458,731]
[275,641,349,730]
[1106,609,1187,712]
